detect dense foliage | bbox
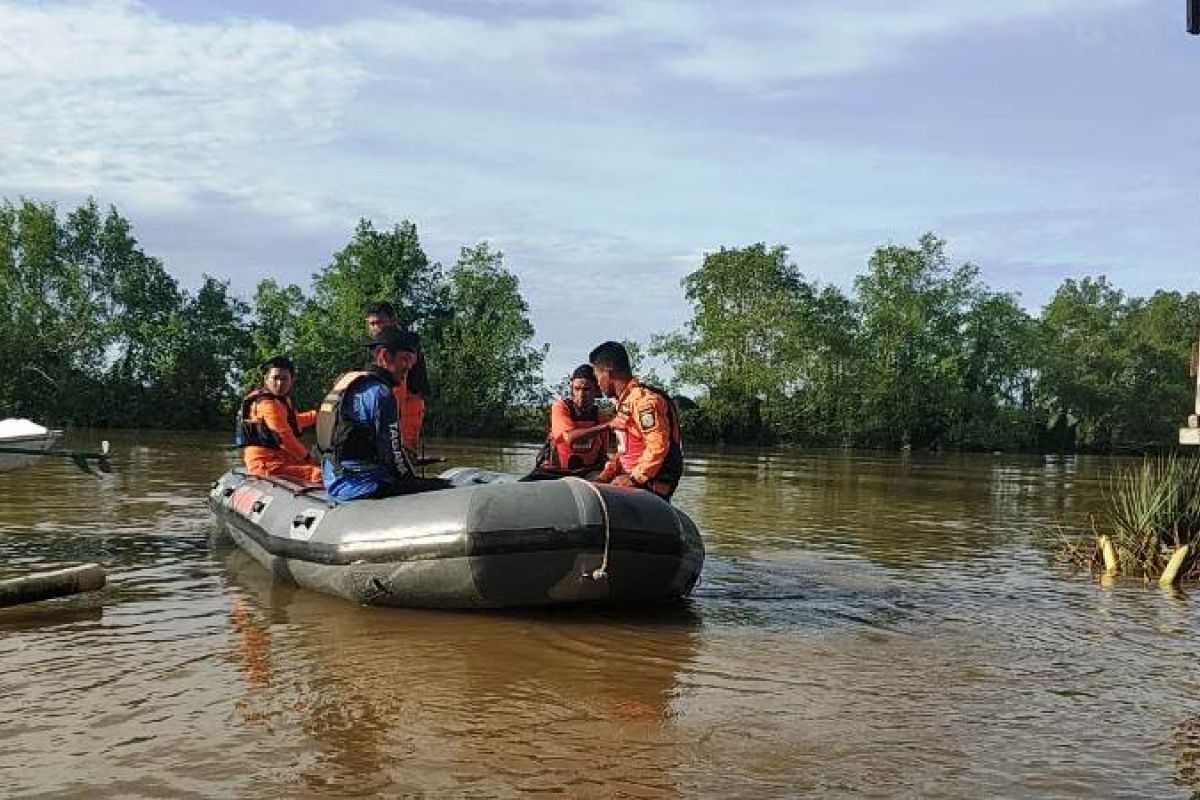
[655,235,1199,452]
[0,198,250,428]
[0,199,546,437]
[1,198,1194,451]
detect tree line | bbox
[654,235,1199,452]
[0,198,546,436]
[1,198,1194,452]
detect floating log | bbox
[1159,545,1190,588]
[0,564,106,608]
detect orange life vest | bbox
[537,399,608,472]
[611,381,683,497]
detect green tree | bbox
[428,243,547,436]
[155,276,253,429]
[290,218,449,408]
[248,279,307,374]
[1113,290,1200,447]
[655,244,811,441]
[0,199,70,419]
[854,234,978,448]
[779,285,863,446]
[954,290,1038,450]
[1036,277,1129,450]
[95,207,184,425]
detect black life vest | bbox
[234,389,301,450]
[316,370,414,478]
[536,399,606,472]
[565,399,601,425]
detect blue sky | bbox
[1,0,1196,380]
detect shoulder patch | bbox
[639,408,658,430]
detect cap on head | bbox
[364,326,420,354]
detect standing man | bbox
[531,364,612,477]
[588,341,684,500]
[316,327,444,501]
[236,356,322,484]
[365,301,429,455]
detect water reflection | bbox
[221,547,699,797]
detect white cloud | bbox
[0,0,1143,218]
[333,0,1143,93]
[0,0,363,212]
[653,0,1140,88]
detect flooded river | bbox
[3,431,1199,798]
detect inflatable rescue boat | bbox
[208,468,704,609]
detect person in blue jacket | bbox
[315,327,447,502]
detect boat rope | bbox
[564,477,610,581]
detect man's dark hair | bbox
[262,355,295,375]
[365,300,397,319]
[571,364,598,384]
[589,341,632,378]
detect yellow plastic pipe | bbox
[1159,545,1190,587]
[1098,536,1118,575]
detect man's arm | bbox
[295,409,317,430]
[260,399,310,461]
[549,400,573,442]
[595,456,622,483]
[595,412,626,482]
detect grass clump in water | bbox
[1055,454,1200,584]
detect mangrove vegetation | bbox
[1056,454,1200,585]
[2,197,1197,451]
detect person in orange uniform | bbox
[236,355,321,484]
[532,364,612,476]
[365,301,428,455]
[588,341,684,500]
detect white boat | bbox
[0,419,62,473]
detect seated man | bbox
[589,341,684,501]
[316,327,447,502]
[236,356,321,484]
[364,300,430,455]
[531,364,612,477]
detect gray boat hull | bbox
[208,469,704,609]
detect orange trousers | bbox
[246,453,322,485]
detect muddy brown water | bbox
[2,431,1199,798]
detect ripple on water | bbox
[3,435,1200,797]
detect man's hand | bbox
[611,474,636,488]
